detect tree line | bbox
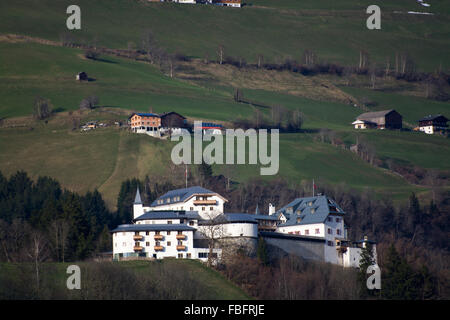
[0,169,447,299]
[58,30,450,103]
[0,170,114,263]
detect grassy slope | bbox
[0,119,424,207]
[0,42,447,206]
[0,42,252,120]
[340,86,450,125]
[0,1,449,207]
[1,0,449,71]
[0,260,250,299]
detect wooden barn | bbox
[352,109,402,130]
[160,112,187,129]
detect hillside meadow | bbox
[0,0,449,71]
[0,112,434,208]
[0,1,448,208]
[0,259,250,299]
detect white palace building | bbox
[111,186,376,268]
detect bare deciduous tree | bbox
[49,219,70,262]
[359,50,369,71]
[302,49,317,66]
[257,54,264,68]
[197,213,225,267]
[33,96,53,120]
[217,45,225,65]
[79,96,99,110]
[26,230,49,296]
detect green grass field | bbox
[0,259,250,299]
[0,0,449,207]
[1,0,450,71]
[0,119,431,207]
[340,86,450,125]
[0,42,252,120]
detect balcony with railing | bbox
[154,246,164,251]
[176,245,186,251]
[133,235,144,241]
[193,199,216,205]
[133,246,143,251]
[176,234,186,240]
[154,234,163,240]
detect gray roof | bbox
[111,224,196,233]
[418,114,448,122]
[356,109,396,120]
[134,210,201,221]
[277,195,345,227]
[223,213,258,223]
[151,186,222,207]
[134,187,142,205]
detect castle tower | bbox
[268,203,276,215]
[133,186,144,220]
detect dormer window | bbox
[296,210,301,215]
[308,201,313,206]
[311,208,316,213]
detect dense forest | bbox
[0,170,114,262]
[0,168,448,299]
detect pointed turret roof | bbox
[134,186,142,205]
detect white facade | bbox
[352,120,368,129]
[113,228,194,259]
[133,126,161,137]
[196,221,258,240]
[276,216,344,240]
[150,193,226,220]
[113,187,256,263]
[419,125,435,134]
[114,188,377,268]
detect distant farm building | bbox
[352,110,402,130]
[160,112,187,136]
[211,0,242,7]
[194,122,224,135]
[76,72,88,81]
[129,113,161,137]
[418,114,448,135]
[167,0,242,6]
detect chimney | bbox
[269,203,275,215]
